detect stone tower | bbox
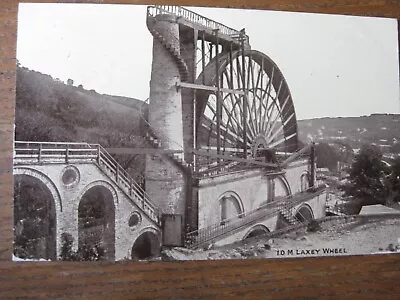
[145,14,188,244]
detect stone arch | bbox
[14,167,62,212]
[295,204,314,223]
[13,169,59,260]
[78,183,116,260]
[218,191,244,225]
[301,172,310,192]
[78,180,119,206]
[131,226,161,260]
[243,224,270,240]
[275,175,291,200]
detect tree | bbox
[343,144,389,205]
[383,157,400,204]
[60,232,105,261]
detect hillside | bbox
[297,115,400,157]
[15,65,147,182]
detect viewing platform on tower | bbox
[146,5,251,49]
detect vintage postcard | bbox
[13,3,400,261]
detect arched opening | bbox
[219,192,244,225]
[14,174,56,260]
[274,176,291,201]
[78,185,115,261]
[301,173,310,192]
[131,231,160,260]
[243,225,270,240]
[295,204,314,223]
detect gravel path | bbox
[162,217,400,261]
[260,218,400,259]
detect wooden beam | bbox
[177,82,245,95]
[106,148,184,155]
[215,29,221,159]
[281,144,311,166]
[106,147,280,168]
[193,149,279,168]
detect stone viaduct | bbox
[14,142,161,261]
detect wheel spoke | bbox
[264,91,292,135]
[249,61,262,137]
[264,107,281,139]
[267,112,296,144]
[258,59,265,133]
[221,98,243,146]
[198,51,298,163]
[200,145,247,153]
[202,117,245,146]
[260,66,275,106]
[222,70,244,131]
[259,70,275,133]
[265,104,287,139]
[261,96,276,133]
[232,93,255,141]
[246,96,258,138]
[219,73,251,145]
[268,132,297,149]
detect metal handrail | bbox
[96,144,159,215]
[185,185,325,247]
[14,141,160,224]
[147,5,249,44]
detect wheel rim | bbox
[196,50,298,163]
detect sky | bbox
[16,3,399,120]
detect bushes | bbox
[343,144,400,207]
[60,232,105,261]
[307,220,322,232]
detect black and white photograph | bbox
[13,3,400,262]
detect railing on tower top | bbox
[147,5,249,44]
[14,141,161,224]
[185,185,326,248]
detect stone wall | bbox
[209,191,326,247]
[197,169,276,229]
[284,159,310,194]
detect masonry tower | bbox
[145,13,189,245]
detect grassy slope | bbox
[15,66,147,181]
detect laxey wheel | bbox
[195,49,299,167]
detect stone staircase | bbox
[146,20,189,82]
[144,131,191,174]
[280,207,299,225]
[139,98,191,174]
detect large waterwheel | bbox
[195,49,298,165]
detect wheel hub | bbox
[252,135,268,157]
